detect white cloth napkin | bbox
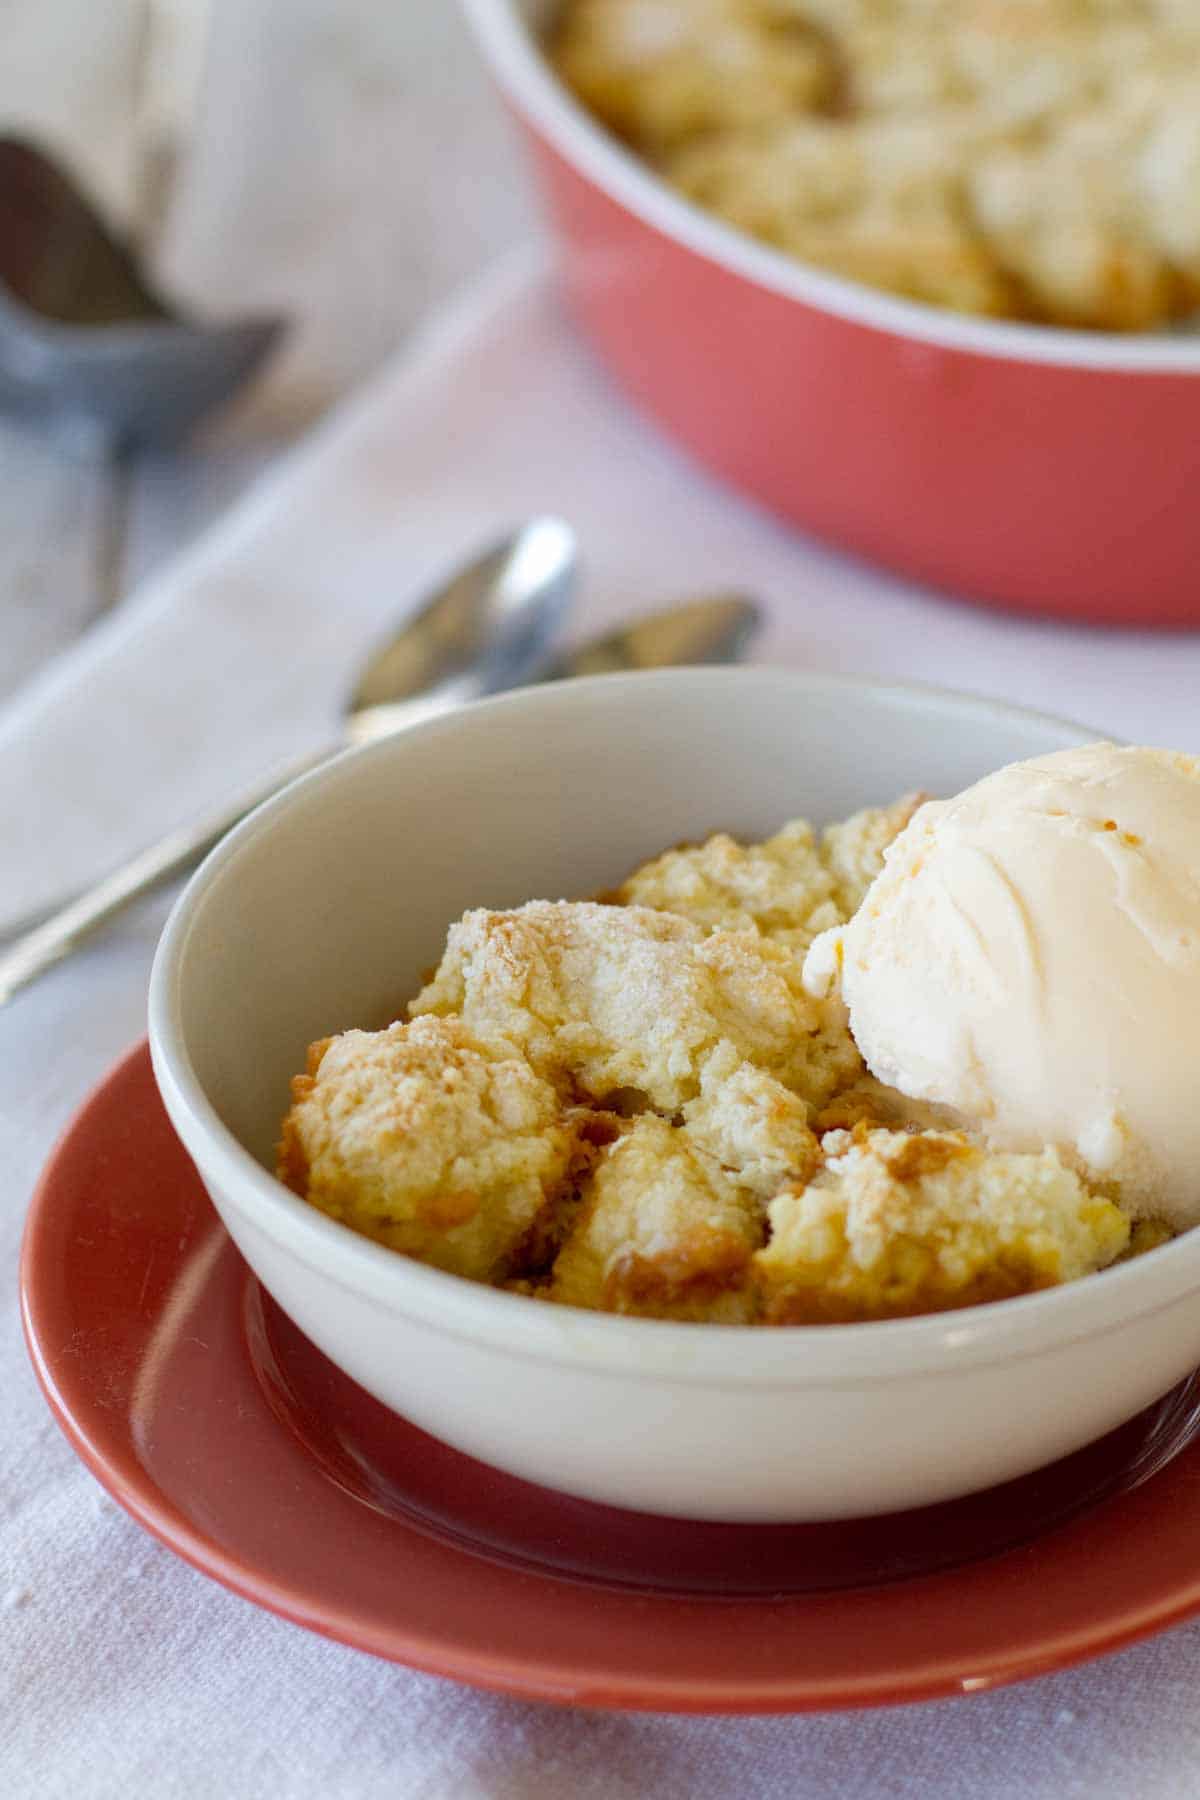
[8,249,1200,1800]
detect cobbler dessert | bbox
[547,0,1200,331]
[279,743,1191,1324]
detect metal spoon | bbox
[0,137,283,446]
[0,567,759,1008]
[531,593,760,681]
[0,517,578,1005]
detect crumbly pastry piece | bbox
[609,801,921,1113]
[410,901,703,1109]
[550,0,1200,328]
[547,1114,763,1320]
[277,1016,585,1283]
[614,817,841,951]
[410,899,859,1113]
[967,115,1177,331]
[753,1125,1131,1322]
[682,1041,822,1196]
[811,1071,958,1134]
[551,0,836,157]
[667,114,1019,316]
[1134,81,1200,302]
[615,798,926,946]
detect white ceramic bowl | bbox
[149,669,1200,1522]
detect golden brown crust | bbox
[278,792,1153,1325]
[753,1127,1130,1324]
[869,1129,972,1182]
[547,1114,764,1321]
[812,1088,888,1135]
[410,898,858,1114]
[605,1226,753,1309]
[416,1190,481,1230]
[549,0,1200,331]
[277,1015,584,1283]
[275,1107,311,1198]
[613,817,840,952]
[761,1264,1042,1325]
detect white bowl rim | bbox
[463,0,1200,376]
[149,667,1200,1388]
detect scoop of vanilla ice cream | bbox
[803,744,1200,1226]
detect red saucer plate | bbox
[22,1043,1200,1713]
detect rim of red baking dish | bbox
[465,0,1200,375]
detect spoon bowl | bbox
[0,518,579,1003]
[0,517,769,1005]
[0,137,284,446]
[347,517,576,744]
[530,593,760,683]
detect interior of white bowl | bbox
[162,670,1095,1173]
[466,0,1200,371]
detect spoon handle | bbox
[0,745,334,1008]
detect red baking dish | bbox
[465,0,1200,626]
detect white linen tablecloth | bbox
[6,251,1200,1800]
